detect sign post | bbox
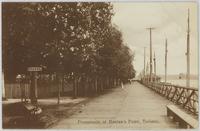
[16,74,22,102]
[27,67,42,104]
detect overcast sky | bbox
[112,2,198,75]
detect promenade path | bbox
[52,81,178,129]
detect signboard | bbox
[27,67,42,72]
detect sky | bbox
[112,2,198,76]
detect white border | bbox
[0,1,199,131]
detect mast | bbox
[165,39,168,83]
[186,9,190,88]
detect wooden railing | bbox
[141,81,198,116]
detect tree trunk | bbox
[62,76,64,95]
[99,77,102,92]
[73,76,77,99]
[77,76,81,97]
[107,77,108,88]
[95,77,98,93]
[101,77,103,91]
[57,74,62,104]
[88,77,91,96]
[57,82,60,104]
[84,77,88,97]
[102,77,105,90]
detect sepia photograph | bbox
[2,0,199,129]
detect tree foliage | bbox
[3,2,135,86]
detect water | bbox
[161,79,199,89]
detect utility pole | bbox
[146,27,155,82]
[153,51,156,76]
[186,9,190,88]
[146,61,149,82]
[165,39,168,83]
[144,47,146,76]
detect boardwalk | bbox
[52,82,178,129]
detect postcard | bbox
[2,1,199,129]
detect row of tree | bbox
[3,2,135,100]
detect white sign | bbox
[27,67,42,72]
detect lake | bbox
[161,79,199,89]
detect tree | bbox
[3,2,135,101]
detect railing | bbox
[141,81,198,116]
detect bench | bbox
[22,103,42,120]
[166,104,198,129]
[3,102,42,127]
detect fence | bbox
[4,83,30,99]
[4,80,73,99]
[141,81,198,116]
